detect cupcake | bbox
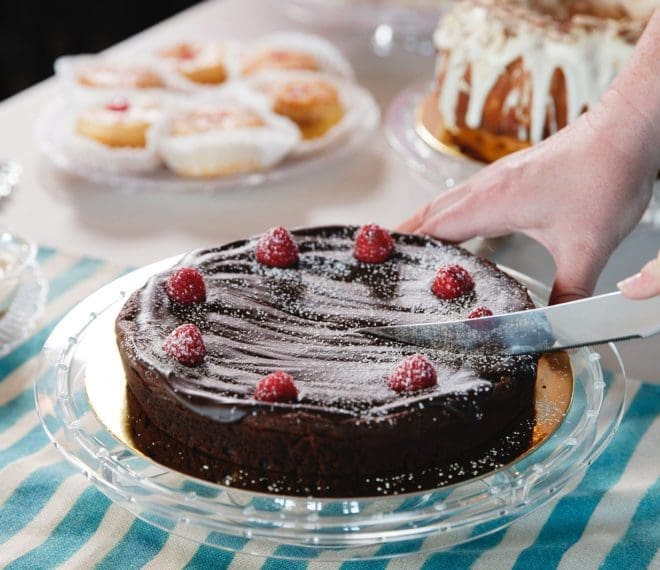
[159,87,300,177]
[75,96,162,148]
[247,71,375,155]
[240,32,354,79]
[269,76,344,139]
[157,41,239,86]
[63,94,165,173]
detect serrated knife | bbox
[356,292,660,355]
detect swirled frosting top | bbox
[120,226,536,418]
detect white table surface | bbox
[0,0,657,379]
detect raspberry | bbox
[254,371,298,403]
[255,227,299,268]
[163,324,206,366]
[354,224,395,264]
[387,354,437,393]
[468,306,493,319]
[468,306,495,331]
[165,267,206,304]
[106,99,129,112]
[177,44,198,60]
[432,264,474,300]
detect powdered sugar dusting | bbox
[126,226,535,418]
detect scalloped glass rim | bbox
[35,93,380,194]
[34,257,626,561]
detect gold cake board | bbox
[415,91,531,164]
[414,91,471,160]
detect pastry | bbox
[64,94,164,174]
[158,88,300,177]
[429,0,654,162]
[75,97,161,148]
[241,32,354,78]
[246,70,376,155]
[157,41,234,85]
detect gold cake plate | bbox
[83,259,574,493]
[414,91,478,161]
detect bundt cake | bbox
[429,0,657,162]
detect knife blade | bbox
[355,292,660,355]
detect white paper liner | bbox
[244,70,378,156]
[59,94,167,174]
[158,85,301,177]
[239,31,355,79]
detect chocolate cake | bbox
[116,225,539,497]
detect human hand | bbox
[399,97,657,305]
[400,11,660,305]
[618,251,660,299]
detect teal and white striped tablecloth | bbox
[0,248,658,569]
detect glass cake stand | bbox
[34,258,627,561]
[35,91,380,194]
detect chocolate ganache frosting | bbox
[117,226,539,496]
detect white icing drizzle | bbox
[433,0,652,143]
[502,87,521,114]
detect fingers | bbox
[417,194,513,242]
[398,155,528,240]
[415,175,522,242]
[618,251,660,299]
[396,181,477,234]
[399,179,516,242]
[397,202,432,234]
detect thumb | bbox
[617,251,660,299]
[549,245,609,305]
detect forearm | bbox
[590,9,660,171]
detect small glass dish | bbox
[0,233,47,357]
[0,160,22,198]
[36,91,380,194]
[34,258,626,561]
[0,232,37,314]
